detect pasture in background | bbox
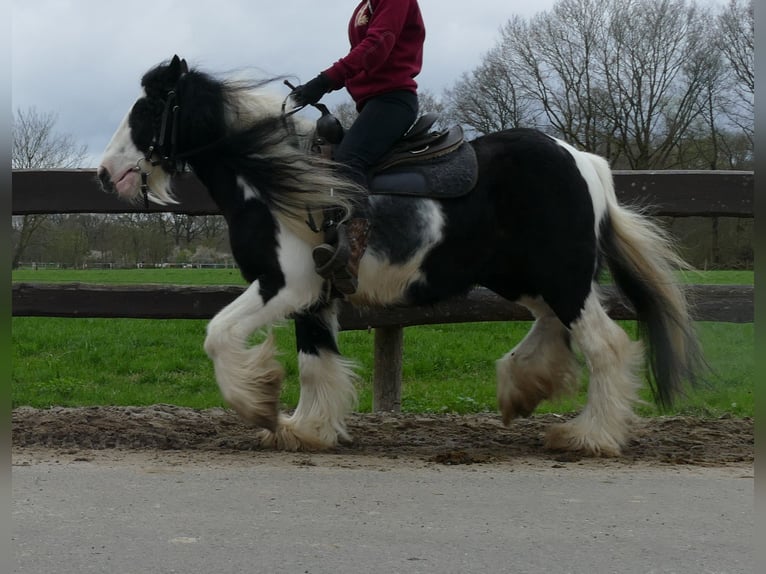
[11,268,754,418]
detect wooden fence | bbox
[12,169,754,411]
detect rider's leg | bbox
[314,90,418,295]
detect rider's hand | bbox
[290,73,331,107]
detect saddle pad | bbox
[368,142,478,198]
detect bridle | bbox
[136,86,184,209]
[134,74,338,225]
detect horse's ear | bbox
[169,55,188,79]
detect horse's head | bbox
[98,55,221,205]
[98,56,357,222]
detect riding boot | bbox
[313,217,371,296]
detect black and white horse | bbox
[98,56,703,455]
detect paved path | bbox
[12,450,753,574]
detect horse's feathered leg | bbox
[545,287,644,456]
[544,149,702,456]
[203,279,302,431]
[496,297,580,424]
[259,301,358,450]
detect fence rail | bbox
[12,169,754,411]
[11,282,754,324]
[11,169,754,216]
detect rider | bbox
[290,0,425,295]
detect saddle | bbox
[313,112,478,199]
[372,113,458,171]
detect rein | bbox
[279,81,349,234]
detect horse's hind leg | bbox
[259,301,358,451]
[496,297,581,424]
[545,287,644,456]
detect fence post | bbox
[373,326,403,412]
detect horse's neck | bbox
[190,89,322,243]
[225,90,280,129]
[189,157,319,248]
[186,158,248,215]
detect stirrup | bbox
[313,242,348,279]
[330,268,358,296]
[312,218,369,295]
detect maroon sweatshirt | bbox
[322,0,425,110]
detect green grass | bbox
[11,268,754,417]
[11,268,755,286]
[676,269,753,284]
[12,268,248,285]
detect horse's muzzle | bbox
[96,166,115,194]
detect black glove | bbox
[290,73,331,107]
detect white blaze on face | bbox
[99,110,142,200]
[98,92,176,205]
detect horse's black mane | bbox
[143,60,356,219]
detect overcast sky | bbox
[12,0,556,167]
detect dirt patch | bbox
[12,406,753,468]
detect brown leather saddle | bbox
[313,113,478,198]
[368,114,477,198]
[372,113,462,171]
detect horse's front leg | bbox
[259,300,358,451]
[203,277,316,433]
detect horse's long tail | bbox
[590,156,704,408]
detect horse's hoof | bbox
[256,421,338,452]
[257,428,298,451]
[229,402,279,433]
[250,412,279,433]
[498,392,545,425]
[337,433,355,446]
[545,422,622,457]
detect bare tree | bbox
[453,0,736,169]
[342,1,733,164]
[11,213,48,269]
[601,0,722,168]
[12,107,89,268]
[167,213,207,247]
[12,107,87,169]
[331,88,447,132]
[497,0,613,151]
[444,39,536,136]
[716,0,754,144]
[414,89,448,130]
[331,100,358,130]
[655,0,752,170]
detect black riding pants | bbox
[335,90,418,189]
